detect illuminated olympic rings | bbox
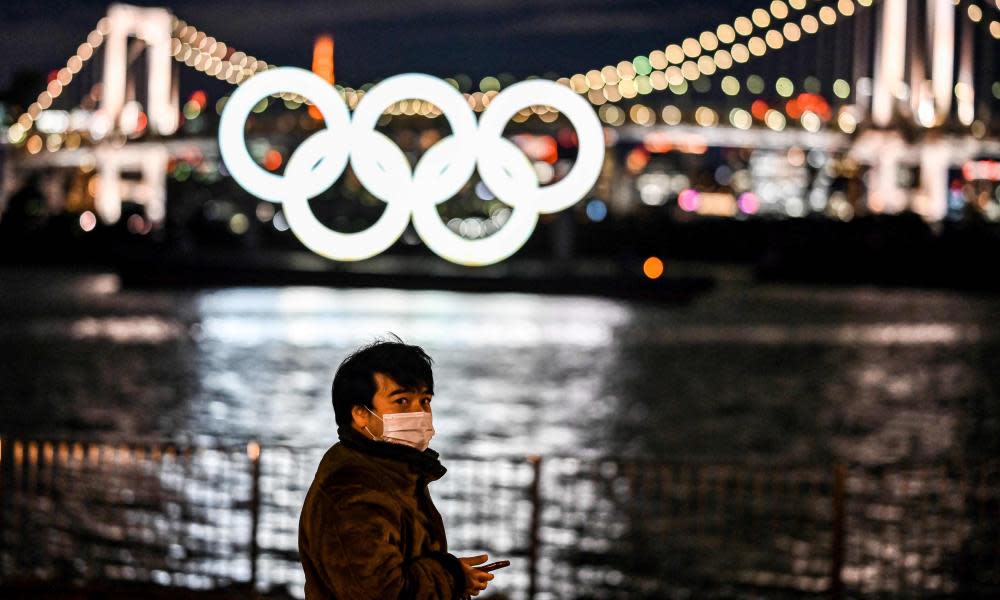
[219,67,604,266]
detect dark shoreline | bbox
[3,212,1000,296]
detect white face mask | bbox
[365,407,435,452]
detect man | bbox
[299,337,495,599]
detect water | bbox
[2,268,999,597]
[2,268,999,466]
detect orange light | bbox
[190,90,207,109]
[785,98,803,119]
[675,139,708,154]
[793,92,831,120]
[751,99,769,120]
[643,256,664,279]
[626,147,650,174]
[642,131,673,154]
[247,441,261,461]
[263,149,283,171]
[310,34,335,120]
[963,160,1000,182]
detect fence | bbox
[0,437,998,599]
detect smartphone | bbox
[478,560,510,572]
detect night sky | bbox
[1,0,745,88]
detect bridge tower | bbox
[865,0,978,221]
[871,0,969,128]
[94,4,178,226]
[100,3,179,137]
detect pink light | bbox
[738,192,760,215]
[127,214,151,235]
[79,211,97,232]
[963,160,1000,182]
[678,189,700,212]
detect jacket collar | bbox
[338,426,447,481]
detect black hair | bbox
[331,334,435,428]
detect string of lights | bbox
[337,1,823,114]
[169,17,383,111]
[377,1,822,114]
[6,0,994,145]
[265,1,824,116]
[960,0,1000,38]
[579,0,871,136]
[571,0,871,109]
[466,0,996,129]
[6,18,111,144]
[1,0,876,146]
[586,0,879,136]
[18,1,861,131]
[187,0,836,116]
[560,0,817,105]
[170,18,273,86]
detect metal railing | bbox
[1,437,998,599]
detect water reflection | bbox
[2,277,999,465]
[196,288,628,348]
[191,288,631,455]
[3,276,1000,597]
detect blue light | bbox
[586,199,608,222]
[474,181,495,201]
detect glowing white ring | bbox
[218,67,350,202]
[219,67,605,266]
[349,74,478,207]
[411,138,540,266]
[281,129,413,261]
[477,79,605,214]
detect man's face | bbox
[352,372,433,439]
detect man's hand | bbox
[459,554,494,597]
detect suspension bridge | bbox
[2,0,999,258]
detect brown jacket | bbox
[299,427,465,599]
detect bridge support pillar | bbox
[928,0,955,125]
[859,131,908,214]
[914,142,950,222]
[872,0,907,127]
[95,144,169,226]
